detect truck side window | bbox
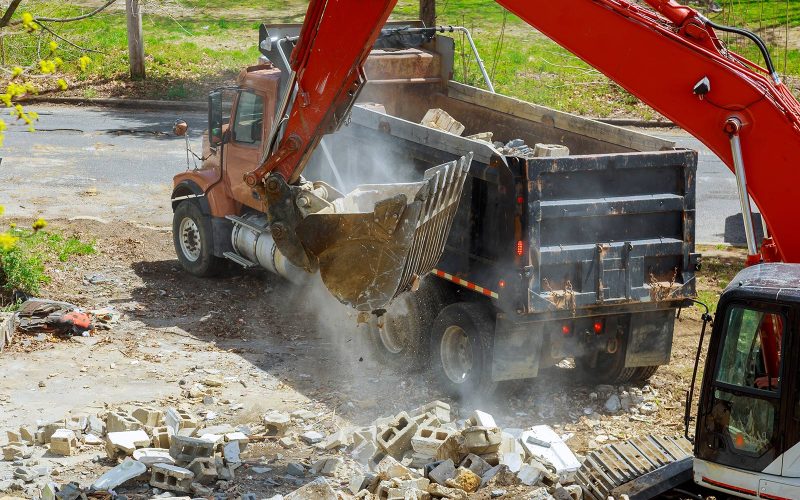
[232,91,264,144]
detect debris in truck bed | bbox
[420,108,466,136]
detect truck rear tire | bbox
[431,302,497,400]
[368,277,452,369]
[630,365,659,382]
[173,201,225,277]
[578,350,637,385]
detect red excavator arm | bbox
[246,0,800,307]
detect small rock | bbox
[491,490,506,498]
[604,394,621,413]
[300,430,324,444]
[286,462,305,477]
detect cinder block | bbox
[105,430,151,459]
[262,411,290,436]
[50,429,77,455]
[49,429,78,456]
[187,457,217,485]
[352,426,377,448]
[169,435,215,463]
[466,410,496,429]
[151,426,172,449]
[462,427,501,455]
[351,439,378,466]
[375,455,417,480]
[411,427,453,456]
[459,453,491,477]
[149,463,194,493]
[39,422,63,443]
[410,401,451,423]
[426,459,455,486]
[132,407,164,428]
[164,408,198,433]
[106,412,141,433]
[377,412,417,458]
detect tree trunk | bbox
[420,0,435,27]
[125,0,145,79]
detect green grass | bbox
[0,227,95,302]
[3,0,800,116]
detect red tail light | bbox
[561,324,571,336]
[516,240,524,256]
[593,320,604,334]
[498,280,506,288]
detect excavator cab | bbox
[693,263,800,498]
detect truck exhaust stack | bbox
[297,154,471,311]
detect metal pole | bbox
[726,118,758,256]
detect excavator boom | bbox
[247,0,800,309]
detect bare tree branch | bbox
[36,21,107,54]
[0,0,24,28]
[9,0,117,26]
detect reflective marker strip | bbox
[701,476,759,497]
[432,268,499,299]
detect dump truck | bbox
[171,23,698,397]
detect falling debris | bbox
[420,108,466,136]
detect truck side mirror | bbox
[208,90,224,147]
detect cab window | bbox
[232,91,264,144]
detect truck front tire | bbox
[173,201,224,277]
[431,302,497,400]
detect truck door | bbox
[697,302,788,478]
[224,90,265,210]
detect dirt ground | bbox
[0,217,740,498]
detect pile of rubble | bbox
[1,399,587,499]
[332,401,583,500]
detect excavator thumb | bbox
[296,154,472,311]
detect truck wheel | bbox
[431,302,497,400]
[630,365,659,382]
[173,201,224,277]
[368,277,451,369]
[578,350,637,384]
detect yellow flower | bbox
[0,119,5,146]
[21,12,38,32]
[54,57,63,68]
[32,218,47,231]
[56,79,68,91]
[48,41,58,52]
[9,223,16,229]
[39,59,56,74]
[11,67,23,78]
[0,205,4,216]
[79,55,92,73]
[0,232,18,251]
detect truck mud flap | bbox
[298,154,471,311]
[575,435,693,500]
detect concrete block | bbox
[105,430,151,459]
[310,457,342,477]
[106,412,141,433]
[263,411,290,437]
[462,427,501,455]
[187,457,217,485]
[169,435,215,463]
[427,459,456,486]
[351,439,378,466]
[224,432,248,452]
[375,455,417,480]
[191,482,213,497]
[132,407,164,428]
[410,401,451,423]
[65,416,88,433]
[434,434,465,464]
[412,427,453,456]
[517,463,544,486]
[445,467,480,493]
[83,433,103,445]
[133,447,175,466]
[352,426,377,448]
[284,477,338,500]
[222,440,240,465]
[466,410,496,429]
[18,426,36,444]
[300,430,324,444]
[200,424,235,435]
[165,408,198,433]
[349,470,378,495]
[460,453,492,477]
[151,426,172,449]
[479,452,500,466]
[215,456,235,480]
[500,452,522,473]
[377,412,417,458]
[427,483,468,500]
[2,444,28,461]
[150,463,194,493]
[39,422,63,443]
[319,429,349,450]
[520,425,581,482]
[49,429,78,456]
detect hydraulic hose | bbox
[705,18,781,84]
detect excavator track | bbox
[576,435,694,500]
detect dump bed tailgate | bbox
[525,149,698,314]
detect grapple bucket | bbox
[298,154,472,311]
